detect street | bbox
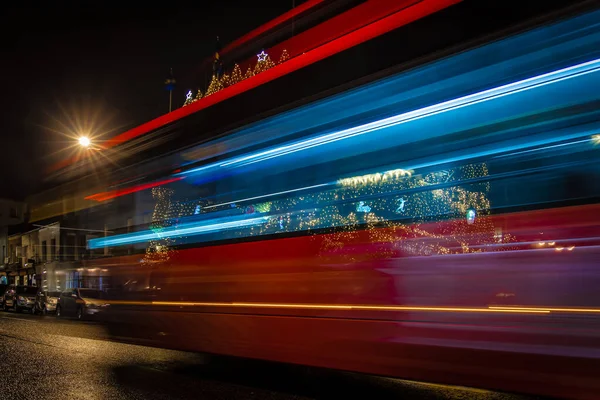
[0,312,548,400]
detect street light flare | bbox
[79,136,91,147]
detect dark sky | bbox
[0,2,293,200]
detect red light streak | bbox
[85,177,184,202]
[220,0,325,57]
[234,0,424,74]
[49,0,460,173]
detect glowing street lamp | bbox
[78,136,91,148]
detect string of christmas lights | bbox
[183,49,289,107]
[151,162,515,258]
[143,187,175,264]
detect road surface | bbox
[0,312,547,399]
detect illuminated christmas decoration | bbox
[466,208,477,224]
[356,201,371,212]
[205,74,224,97]
[254,53,276,75]
[230,64,243,85]
[592,134,600,145]
[254,202,272,213]
[102,155,513,259]
[143,187,175,264]
[257,50,268,62]
[250,162,511,257]
[183,89,203,107]
[221,73,232,87]
[183,90,194,107]
[243,67,255,80]
[278,49,290,64]
[181,50,290,106]
[395,198,406,213]
[338,168,412,187]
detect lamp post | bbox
[164,68,176,113]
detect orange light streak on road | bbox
[139,301,549,313]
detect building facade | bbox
[0,199,27,284]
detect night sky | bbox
[0,2,292,200]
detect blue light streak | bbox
[203,183,330,210]
[177,9,600,171]
[197,127,598,219]
[177,57,600,177]
[404,124,600,172]
[227,59,600,166]
[88,216,269,249]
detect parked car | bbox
[56,288,109,320]
[2,285,15,311]
[3,285,38,313]
[33,290,61,315]
[0,284,7,309]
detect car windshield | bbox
[79,289,103,299]
[16,286,38,295]
[47,291,61,297]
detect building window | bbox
[66,271,83,289]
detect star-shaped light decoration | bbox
[257,50,268,62]
[186,90,193,100]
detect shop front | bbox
[0,264,6,285]
[8,271,17,285]
[46,261,109,291]
[13,263,37,287]
[15,270,26,286]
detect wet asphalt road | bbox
[0,311,549,400]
